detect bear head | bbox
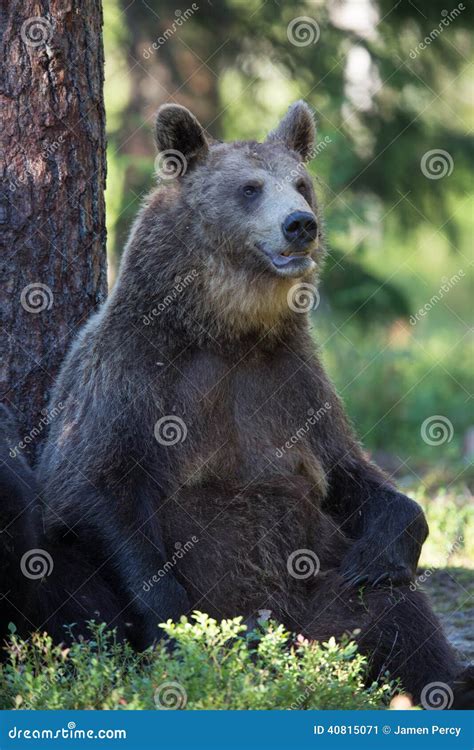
[114,102,325,342]
[154,100,322,283]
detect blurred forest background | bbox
[102,0,473,479]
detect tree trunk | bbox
[0,1,107,461]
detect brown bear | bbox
[31,101,470,704]
[0,404,129,647]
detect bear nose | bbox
[282,211,318,246]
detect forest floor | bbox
[389,462,474,666]
[425,568,474,664]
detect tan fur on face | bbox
[202,255,301,334]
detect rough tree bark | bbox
[0,1,107,460]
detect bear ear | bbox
[154,104,209,172]
[266,101,316,162]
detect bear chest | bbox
[163,351,328,495]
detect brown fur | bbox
[33,101,471,703]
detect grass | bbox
[412,480,474,570]
[319,319,472,466]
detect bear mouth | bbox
[256,242,317,277]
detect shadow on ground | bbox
[423,567,474,664]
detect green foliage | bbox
[412,483,474,570]
[320,321,472,464]
[323,248,411,323]
[0,614,393,710]
[104,0,473,295]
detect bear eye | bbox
[241,183,261,199]
[296,179,309,197]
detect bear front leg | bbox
[91,516,191,649]
[325,459,428,588]
[339,492,428,587]
[42,484,191,650]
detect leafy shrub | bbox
[0,613,393,710]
